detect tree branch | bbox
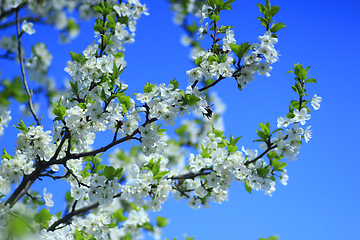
[244,145,277,166]
[5,117,157,207]
[48,192,122,231]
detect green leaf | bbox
[103,166,115,180]
[70,81,79,95]
[270,22,286,33]
[256,3,266,14]
[113,209,127,222]
[175,125,187,136]
[209,14,220,22]
[229,134,242,146]
[2,148,11,160]
[65,190,74,202]
[265,0,271,10]
[184,235,195,240]
[245,181,251,193]
[195,57,202,67]
[270,5,280,17]
[108,222,118,228]
[53,100,67,120]
[121,233,132,240]
[256,130,266,140]
[295,82,304,94]
[292,85,298,94]
[170,79,179,89]
[141,222,153,231]
[227,145,237,153]
[272,158,287,170]
[118,95,131,112]
[306,78,317,83]
[257,17,269,26]
[290,100,300,110]
[153,171,170,180]
[144,82,155,93]
[78,102,86,110]
[114,167,123,179]
[94,164,106,173]
[156,216,168,228]
[151,160,161,177]
[186,95,200,105]
[219,25,232,33]
[103,7,112,16]
[286,112,295,119]
[93,6,103,14]
[207,55,218,64]
[14,118,28,132]
[260,122,270,134]
[257,167,270,178]
[294,63,307,80]
[222,0,236,10]
[215,0,224,8]
[34,209,52,227]
[260,236,278,240]
[230,42,250,59]
[69,51,83,62]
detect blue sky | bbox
[1,0,360,239]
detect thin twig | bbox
[168,168,212,180]
[244,145,277,166]
[63,164,90,188]
[10,212,36,233]
[48,192,122,231]
[171,186,191,198]
[0,16,41,29]
[199,76,225,92]
[15,7,41,125]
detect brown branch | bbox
[47,201,100,231]
[168,168,212,180]
[171,186,192,198]
[0,1,27,20]
[0,16,41,29]
[6,117,157,207]
[199,76,225,92]
[48,192,122,231]
[244,145,277,166]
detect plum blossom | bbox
[293,108,311,125]
[21,20,35,35]
[311,94,322,110]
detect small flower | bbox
[304,126,312,143]
[43,188,54,208]
[311,94,322,110]
[187,196,201,210]
[279,170,289,186]
[21,20,35,35]
[197,22,208,40]
[293,108,310,125]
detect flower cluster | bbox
[236,31,279,89]
[175,132,280,211]
[25,43,53,82]
[0,105,11,137]
[0,152,34,184]
[89,174,121,205]
[186,50,235,84]
[16,125,55,161]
